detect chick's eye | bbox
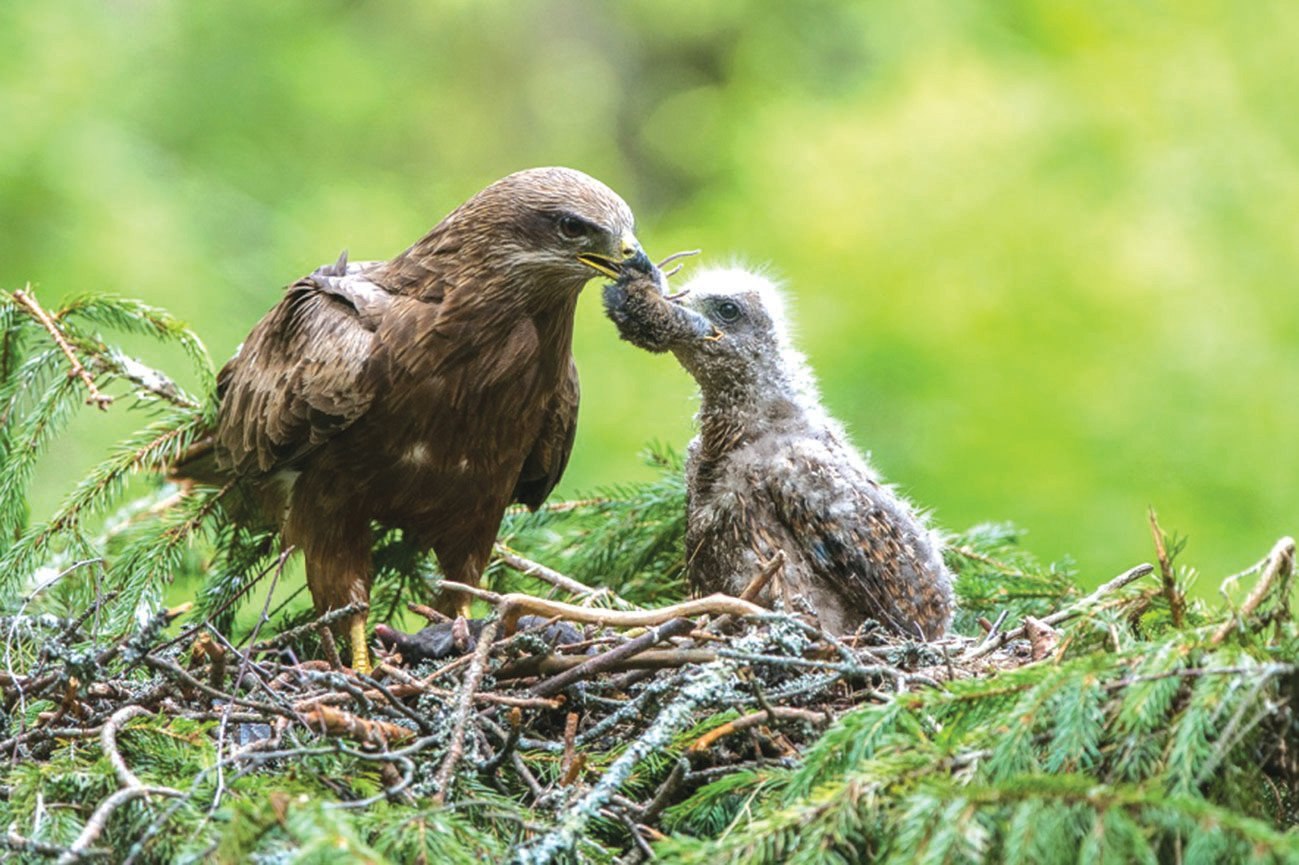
[557,215,591,240]
[715,300,742,323]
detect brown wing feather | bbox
[215,267,394,476]
[512,358,580,509]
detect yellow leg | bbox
[349,613,371,675]
[455,596,472,619]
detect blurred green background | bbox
[3,1,1296,591]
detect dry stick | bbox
[607,555,786,695]
[55,708,183,865]
[706,551,786,634]
[687,706,830,753]
[531,617,696,698]
[479,708,524,777]
[437,581,766,632]
[57,787,180,865]
[408,602,451,624]
[141,656,297,718]
[431,619,499,806]
[493,544,605,598]
[373,662,561,709]
[516,663,735,865]
[497,648,717,681]
[964,563,1155,660]
[1211,537,1296,646]
[639,756,689,826]
[102,706,162,790]
[11,287,112,409]
[248,602,368,655]
[1148,508,1186,627]
[560,712,581,786]
[4,827,71,858]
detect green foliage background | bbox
[2,0,1297,587]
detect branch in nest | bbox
[964,562,1154,660]
[300,704,414,747]
[435,580,766,632]
[496,648,718,681]
[11,287,112,410]
[493,543,606,598]
[431,618,498,805]
[530,617,696,698]
[1211,537,1295,646]
[52,707,184,865]
[687,706,830,753]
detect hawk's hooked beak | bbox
[578,231,651,279]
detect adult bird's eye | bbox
[715,300,742,323]
[557,214,590,240]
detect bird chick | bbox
[603,266,953,639]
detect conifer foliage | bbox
[0,288,1295,863]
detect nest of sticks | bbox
[0,546,1158,863]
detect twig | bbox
[1211,537,1295,646]
[512,751,546,799]
[1149,508,1186,627]
[54,707,182,865]
[248,602,367,654]
[560,712,580,782]
[327,756,416,810]
[639,756,689,826]
[706,552,786,633]
[950,545,1033,579]
[493,544,605,598]
[4,827,74,857]
[576,675,679,747]
[11,287,112,409]
[514,662,735,865]
[963,563,1154,660]
[374,662,561,708]
[152,535,286,654]
[102,706,159,790]
[300,704,414,746]
[687,707,829,752]
[408,602,450,624]
[480,707,524,777]
[436,581,766,631]
[431,619,498,805]
[141,655,297,718]
[613,809,655,861]
[496,648,717,681]
[57,785,182,865]
[531,618,695,698]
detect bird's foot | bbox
[349,614,372,676]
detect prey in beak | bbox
[578,231,654,279]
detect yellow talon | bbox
[349,614,371,675]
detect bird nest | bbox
[0,541,1167,863]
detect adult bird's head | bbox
[399,167,653,304]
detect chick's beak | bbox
[578,230,649,279]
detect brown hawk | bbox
[176,167,651,672]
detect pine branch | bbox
[10,286,113,410]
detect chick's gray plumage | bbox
[603,266,953,638]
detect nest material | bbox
[0,542,1176,864]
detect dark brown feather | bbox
[173,167,647,667]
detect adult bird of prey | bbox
[174,167,653,673]
[603,264,953,639]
